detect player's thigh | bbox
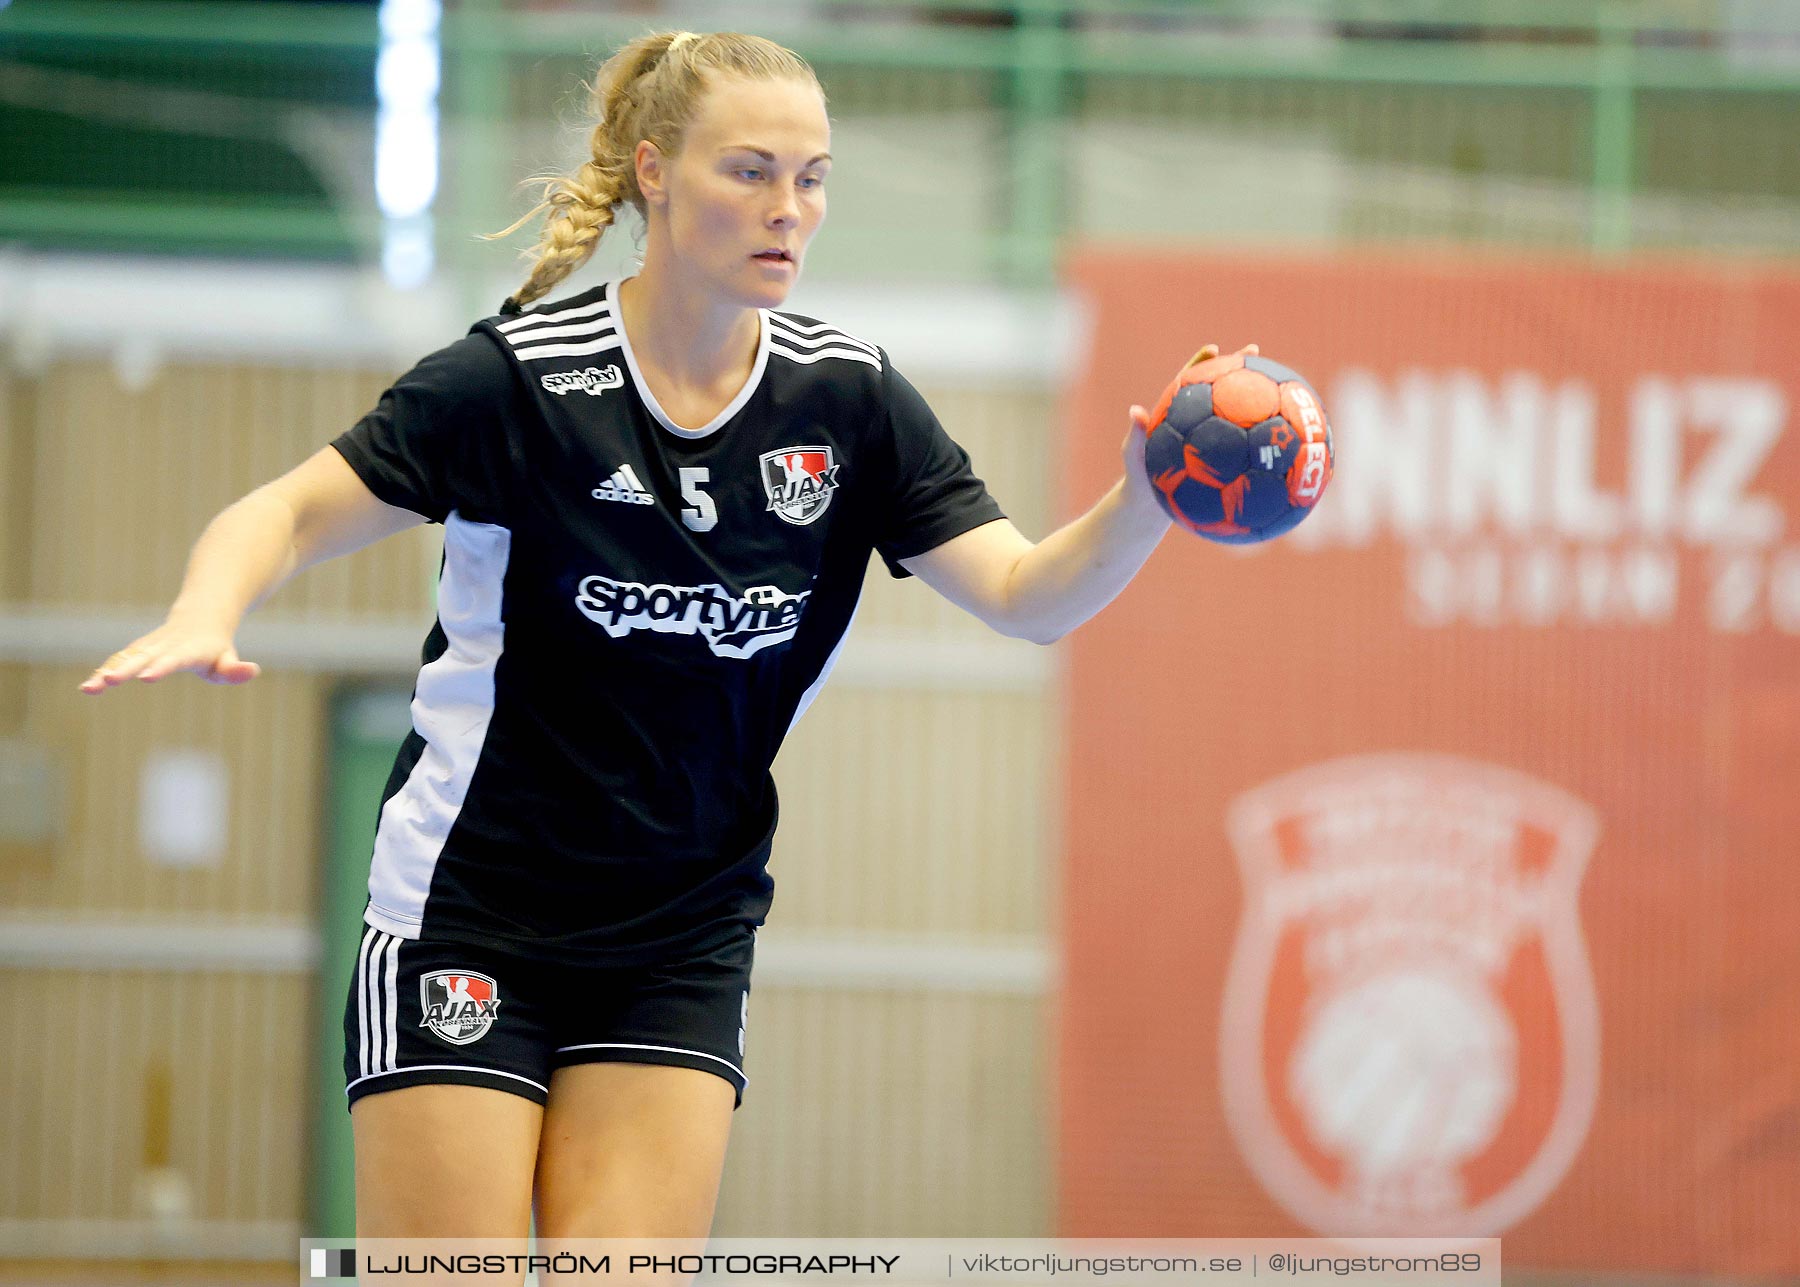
[535,922,753,1237]
[352,1082,544,1237]
[342,926,556,1239]
[533,1061,736,1239]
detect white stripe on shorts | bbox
[357,927,377,1078]
[554,1041,747,1085]
[383,933,400,1075]
[359,928,401,1078]
[345,1065,550,1097]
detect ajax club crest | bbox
[760,446,842,525]
[419,970,501,1046]
[1220,753,1600,1236]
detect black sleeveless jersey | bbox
[330,279,1004,962]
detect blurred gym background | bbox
[1,1,1796,1283]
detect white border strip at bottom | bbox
[0,1216,300,1260]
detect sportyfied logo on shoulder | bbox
[1220,753,1600,1237]
[541,365,624,397]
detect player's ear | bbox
[636,140,669,208]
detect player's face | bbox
[661,75,830,308]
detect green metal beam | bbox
[1590,5,1636,252]
[445,8,1800,93]
[1062,36,1800,92]
[0,196,363,254]
[1004,0,1067,283]
[446,0,512,319]
[7,1,1796,90]
[447,11,1020,71]
[799,0,1781,41]
[6,0,1798,280]
[0,0,377,50]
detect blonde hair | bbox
[492,30,822,313]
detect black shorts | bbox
[342,918,755,1110]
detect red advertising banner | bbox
[1057,250,1800,1276]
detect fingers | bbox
[1122,404,1152,451]
[136,650,185,683]
[80,636,259,693]
[207,651,262,686]
[1122,404,1156,465]
[1185,342,1261,370]
[81,644,154,694]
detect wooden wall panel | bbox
[22,361,437,616]
[853,386,1058,637]
[0,665,323,921]
[1,367,27,604]
[770,688,1052,938]
[717,990,1049,1236]
[0,970,308,1227]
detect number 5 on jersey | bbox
[680,467,718,533]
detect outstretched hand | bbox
[80,618,261,694]
[1119,343,1259,511]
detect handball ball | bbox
[1142,350,1335,544]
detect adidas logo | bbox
[592,464,655,506]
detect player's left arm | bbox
[900,344,1233,645]
[899,407,1163,645]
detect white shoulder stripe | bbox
[769,314,880,357]
[770,313,872,341]
[496,298,613,334]
[511,336,624,363]
[500,319,618,348]
[768,341,883,370]
[764,324,881,360]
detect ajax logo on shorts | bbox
[1219,753,1600,1236]
[541,364,624,397]
[759,446,841,525]
[419,970,501,1045]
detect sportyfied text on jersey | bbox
[575,576,810,658]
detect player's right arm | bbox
[80,447,424,694]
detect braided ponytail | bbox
[490,29,822,312]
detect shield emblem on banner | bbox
[1220,753,1600,1236]
[759,446,841,525]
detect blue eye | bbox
[736,168,764,181]
[799,174,824,189]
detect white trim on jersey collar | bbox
[605,278,772,441]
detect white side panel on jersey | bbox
[364,514,512,937]
[787,598,861,735]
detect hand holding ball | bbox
[1140,347,1334,544]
